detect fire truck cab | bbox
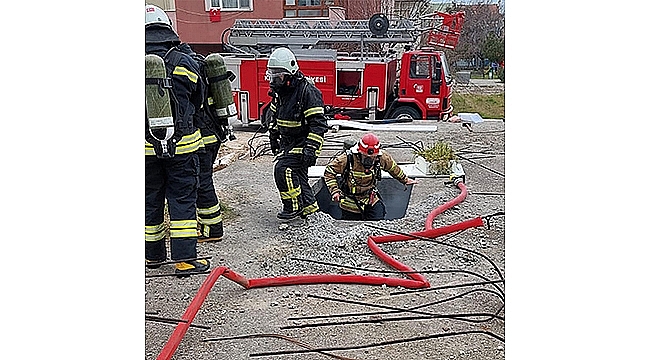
[393,49,454,120]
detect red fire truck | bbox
[221,11,464,125]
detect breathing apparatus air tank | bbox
[205,53,237,140]
[145,54,175,158]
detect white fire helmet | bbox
[145,4,171,26]
[267,47,299,75]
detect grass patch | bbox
[452,92,504,119]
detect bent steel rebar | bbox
[248,330,505,358]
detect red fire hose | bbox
[157,180,482,360]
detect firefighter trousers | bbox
[273,154,319,216]
[197,142,223,238]
[341,198,386,221]
[145,152,200,262]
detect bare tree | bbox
[342,0,393,20]
[341,0,437,21]
[330,0,432,55]
[443,0,505,71]
[392,0,437,20]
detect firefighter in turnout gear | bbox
[324,133,418,220]
[145,4,209,275]
[266,47,328,220]
[174,43,228,243]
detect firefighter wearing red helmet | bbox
[324,133,418,220]
[266,47,329,221]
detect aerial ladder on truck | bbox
[221,11,465,125]
[223,11,464,56]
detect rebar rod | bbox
[202,333,359,360]
[390,280,503,296]
[249,331,504,357]
[145,316,211,330]
[456,154,505,177]
[288,288,504,321]
[281,312,504,330]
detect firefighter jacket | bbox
[175,43,227,147]
[145,41,205,157]
[324,150,408,213]
[268,73,328,159]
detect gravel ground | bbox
[145,119,506,360]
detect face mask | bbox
[266,69,289,90]
[360,154,377,169]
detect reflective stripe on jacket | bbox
[145,42,204,157]
[145,129,204,156]
[268,75,328,158]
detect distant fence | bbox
[455,71,471,84]
[454,79,504,94]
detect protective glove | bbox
[302,148,317,167]
[270,137,280,156]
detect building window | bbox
[298,9,322,16]
[205,0,252,11]
[284,0,338,18]
[148,0,175,11]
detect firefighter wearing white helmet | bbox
[145,3,172,26]
[145,4,210,276]
[266,47,300,89]
[324,133,418,221]
[265,47,329,221]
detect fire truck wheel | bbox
[389,106,420,121]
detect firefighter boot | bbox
[175,259,211,277]
[198,223,223,243]
[277,209,302,220]
[145,240,167,269]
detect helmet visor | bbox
[265,68,290,82]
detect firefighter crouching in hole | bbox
[145,4,209,275]
[265,47,329,220]
[324,133,418,221]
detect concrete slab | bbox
[308,163,446,179]
[328,120,438,132]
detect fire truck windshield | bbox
[440,53,452,84]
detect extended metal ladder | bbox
[225,11,465,52]
[226,18,417,48]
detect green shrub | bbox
[413,141,457,174]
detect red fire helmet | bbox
[358,133,381,155]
